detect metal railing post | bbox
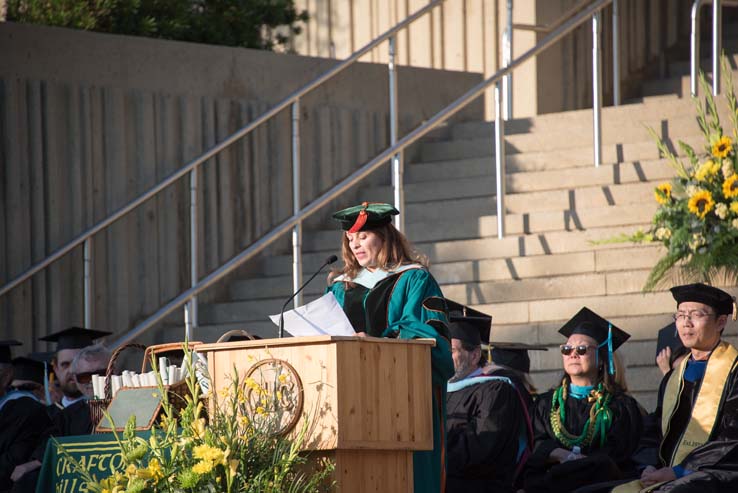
[83,238,92,328]
[691,0,702,96]
[389,35,404,231]
[189,168,198,336]
[592,10,603,167]
[612,0,620,106]
[494,82,506,239]
[184,303,192,341]
[291,100,303,309]
[503,0,513,120]
[713,0,722,95]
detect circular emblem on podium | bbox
[243,358,303,435]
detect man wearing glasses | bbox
[614,283,738,492]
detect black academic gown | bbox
[635,360,738,492]
[0,395,51,493]
[446,373,527,493]
[523,387,643,493]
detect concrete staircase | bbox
[171,46,738,413]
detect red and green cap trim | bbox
[332,202,399,232]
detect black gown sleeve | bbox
[585,393,644,467]
[446,380,523,476]
[0,398,51,490]
[527,391,560,469]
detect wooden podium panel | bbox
[198,336,434,492]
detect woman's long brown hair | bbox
[330,223,428,284]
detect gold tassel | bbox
[733,298,737,321]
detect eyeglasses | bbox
[560,345,596,356]
[73,368,107,385]
[673,310,714,323]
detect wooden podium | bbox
[197,335,435,492]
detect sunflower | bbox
[654,182,672,205]
[712,136,733,158]
[731,201,738,214]
[724,174,738,199]
[688,189,715,219]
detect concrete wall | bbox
[291,0,692,117]
[0,22,483,349]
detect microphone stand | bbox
[279,255,338,338]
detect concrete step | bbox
[301,202,656,252]
[258,223,653,276]
[473,286,738,326]
[366,159,676,211]
[230,245,664,300]
[668,52,738,77]
[418,132,704,168]
[642,69,738,97]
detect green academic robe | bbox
[328,265,454,493]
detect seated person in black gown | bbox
[613,283,738,493]
[486,341,548,410]
[426,298,532,493]
[0,341,52,493]
[523,307,643,493]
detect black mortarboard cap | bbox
[670,283,736,319]
[0,340,22,364]
[489,342,548,374]
[332,202,399,232]
[11,357,45,384]
[656,322,688,366]
[422,297,491,347]
[558,307,630,353]
[39,327,112,351]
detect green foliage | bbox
[6,0,308,51]
[613,55,738,291]
[60,344,334,492]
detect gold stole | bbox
[613,341,738,493]
[661,341,738,467]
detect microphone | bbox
[279,254,338,338]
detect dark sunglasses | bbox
[73,368,107,384]
[560,344,596,356]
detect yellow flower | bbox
[655,227,672,240]
[712,135,733,158]
[688,189,715,219]
[191,418,207,439]
[192,460,214,475]
[731,201,738,214]
[689,233,707,252]
[256,406,266,415]
[125,464,138,477]
[654,183,672,205]
[278,374,288,384]
[733,218,738,230]
[722,159,735,178]
[146,458,164,481]
[695,159,720,182]
[724,175,738,199]
[193,444,226,465]
[229,459,239,478]
[715,203,729,219]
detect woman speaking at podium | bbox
[327,202,454,493]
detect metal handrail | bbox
[504,0,620,119]
[691,0,738,96]
[111,0,614,347]
[0,0,445,320]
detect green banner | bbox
[36,431,151,493]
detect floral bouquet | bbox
[621,56,738,290]
[60,345,333,493]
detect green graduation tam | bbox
[39,327,112,351]
[332,202,399,233]
[489,342,548,374]
[11,357,45,384]
[670,283,737,320]
[0,340,22,364]
[559,307,630,374]
[422,297,491,346]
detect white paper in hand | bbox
[269,292,356,337]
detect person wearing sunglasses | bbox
[613,283,738,493]
[523,307,643,493]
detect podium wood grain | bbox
[198,335,435,491]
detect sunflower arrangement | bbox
[63,346,333,493]
[627,56,738,290]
